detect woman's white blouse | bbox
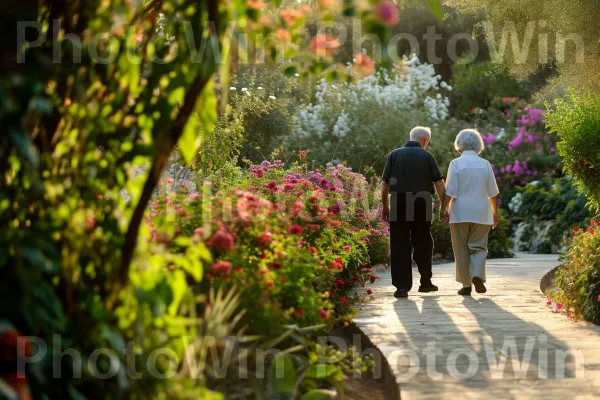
[445,150,499,225]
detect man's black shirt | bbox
[381,141,444,194]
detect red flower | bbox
[266,279,275,289]
[289,225,303,235]
[210,261,232,276]
[234,267,242,273]
[87,215,96,229]
[340,296,348,303]
[309,35,341,57]
[207,228,235,250]
[344,321,349,327]
[299,241,305,247]
[589,226,596,234]
[592,218,598,226]
[320,309,328,319]
[370,275,379,284]
[308,246,318,255]
[367,289,373,295]
[258,232,273,247]
[343,245,352,252]
[296,309,304,316]
[265,180,278,192]
[271,262,282,270]
[335,279,345,288]
[598,293,600,302]
[573,226,580,233]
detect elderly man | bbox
[381,127,446,298]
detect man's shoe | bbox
[418,283,439,293]
[394,289,408,298]
[458,287,472,296]
[472,277,487,293]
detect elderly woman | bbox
[441,129,500,296]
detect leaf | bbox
[428,0,445,20]
[305,364,336,378]
[271,355,296,394]
[303,390,337,400]
[179,78,217,165]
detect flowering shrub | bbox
[148,158,388,334]
[549,218,600,323]
[289,55,451,173]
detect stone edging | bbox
[344,323,400,400]
[540,264,561,293]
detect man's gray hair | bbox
[409,126,432,142]
[455,129,485,154]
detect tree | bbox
[446,0,600,94]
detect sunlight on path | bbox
[355,254,600,399]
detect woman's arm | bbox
[489,196,499,229]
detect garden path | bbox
[355,253,600,399]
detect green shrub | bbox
[550,219,600,323]
[547,93,600,211]
[450,61,531,117]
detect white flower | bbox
[229,87,236,90]
[241,87,248,92]
[257,86,263,90]
[269,95,276,100]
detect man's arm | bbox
[434,179,445,203]
[381,181,390,222]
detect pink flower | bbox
[375,1,399,26]
[87,215,96,230]
[546,300,552,305]
[567,312,572,318]
[258,232,272,247]
[589,226,596,234]
[555,304,564,312]
[309,35,340,57]
[207,228,235,250]
[343,245,352,252]
[289,225,303,235]
[211,261,232,275]
[597,293,600,302]
[550,147,556,153]
[193,227,205,236]
[353,53,375,75]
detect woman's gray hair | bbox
[454,129,485,154]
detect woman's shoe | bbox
[458,287,472,296]
[472,277,487,293]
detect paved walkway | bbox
[355,253,600,399]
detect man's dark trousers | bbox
[389,193,434,291]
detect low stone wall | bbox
[540,264,561,293]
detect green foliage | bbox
[450,0,600,94]
[511,177,590,252]
[450,61,530,116]
[1,0,393,398]
[547,93,600,211]
[549,219,600,323]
